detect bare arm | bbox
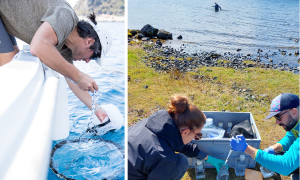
[30,22,98,92]
[65,77,93,110]
[270,143,283,152]
[66,78,104,123]
[244,145,258,159]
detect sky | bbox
[66,0,79,7]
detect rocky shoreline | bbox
[128,24,300,74]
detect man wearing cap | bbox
[230,93,299,179]
[0,0,112,120]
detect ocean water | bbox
[47,22,125,180]
[129,0,299,67]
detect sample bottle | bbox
[218,122,224,129]
[235,154,246,176]
[260,165,274,178]
[216,165,229,180]
[195,159,205,179]
[226,122,232,136]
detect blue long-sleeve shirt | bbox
[254,120,299,176]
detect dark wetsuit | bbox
[214,4,221,11]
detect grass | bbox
[128,44,299,180]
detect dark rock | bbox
[206,69,212,72]
[295,39,299,42]
[128,75,130,81]
[288,53,292,56]
[213,77,218,80]
[157,29,173,39]
[144,85,148,89]
[129,29,138,36]
[295,50,299,55]
[137,33,145,39]
[237,49,241,51]
[141,24,158,38]
[156,40,162,46]
[177,35,182,39]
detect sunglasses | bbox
[181,129,202,140]
[274,109,290,121]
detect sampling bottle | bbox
[218,122,224,129]
[226,122,232,136]
[235,154,246,176]
[195,159,205,179]
[217,165,229,180]
[260,165,274,178]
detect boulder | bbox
[137,33,145,39]
[129,29,138,36]
[177,35,182,39]
[157,29,172,39]
[141,24,159,38]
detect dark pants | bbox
[0,16,17,53]
[171,153,189,180]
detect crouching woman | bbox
[128,95,227,180]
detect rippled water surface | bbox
[129,0,299,66]
[47,22,125,180]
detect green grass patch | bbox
[128,45,299,180]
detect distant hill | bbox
[73,0,124,16]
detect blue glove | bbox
[205,155,228,173]
[230,135,248,152]
[263,147,275,154]
[197,150,208,160]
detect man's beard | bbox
[279,114,298,131]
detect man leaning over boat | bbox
[0,0,112,122]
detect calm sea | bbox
[129,0,299,67]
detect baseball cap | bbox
[87,20,112,66]
[265,93,299,119]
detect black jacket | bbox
[128,110,202,180]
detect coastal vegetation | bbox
[73,0,124,16]
[128,42,298,180]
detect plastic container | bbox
[217,165,229,180]
[188,111,261,169]
[260,166,274,178]
[195,159,205,179]
[235,154,246,176]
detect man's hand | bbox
[230,135,248,152]
[263,147,275,154]
[77,73,98,92]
